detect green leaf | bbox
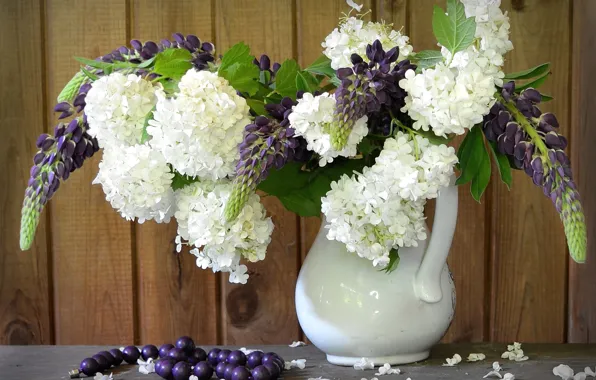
[278,192,321,217]
[296,72,318,92]
[488,141,512,189]
[382,248,400,273]
[74,56,114,70]
[57,71,87,103]
[470,145,491,202]
[222,62,260,95]
[455,126,485,186]
[432,0,476,55]
[153,48,193,81]
[411,50,444,70]
[259,70,271,85]
[246,99,268,116]
[257,162,310,196]
[171,172,199,191]
[504,62,550,80]
[138,56,157,69]
[140,106,155,144]
[304,54,335,78]
[219,42,254,73]
[274,59,301,98]
[80,66,99,81]
[541,94,554,102]
[415,129,452,146]
[515,71,550,91]
[357,138,377,156]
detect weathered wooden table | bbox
[1,344,595,379]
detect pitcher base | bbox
[326,351,430,366]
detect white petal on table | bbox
[289,341,307,348]
[443,353,462,366]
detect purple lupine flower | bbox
[483,82,586,262]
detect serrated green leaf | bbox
[296,72,317,92]
[138,56,156,68]
[515,71,550,91]
[304,54,335,78]
[470,144,491,202]
[57,71,87,103]
[488,141,512,189]
[411,50,444,70]
[246,99,268,116]
[219,42,254,73]
[432,0,476,55]
[504,62,550,80]
[140,106,155,144]
[171,171,199,191]
[222,62,260,95]
[80,66,99,81]
[153,48,193,81]
[455,126,485,186]
[274,59,301,99]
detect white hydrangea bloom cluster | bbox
[321,171,427,267]
[399,0,512,136]
[93,144,175,223]
[322,16,413,70]
[85,72,159,147]
[368,132,458,201]
[147,69,251,180]
[288,92,368,166]
[174,180,274,284]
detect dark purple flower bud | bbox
[79,83,92,94]
[47,152,57,165]
[73,94,86,108]
[245,134,258,144]
[140,48,153,59]
[66,119,79,134]
[58,110,73,119]
[64,140,76,158]
[36,133,50,148]
[75,139,87,155]
[54,124,66,138]
[272,62,281,73]
[259,55,271,71]
[502,81,515,101]
[30,165,40,177]
[521,88,541,104]
[337,67,353,79]
[56,162,65,178]
[545,132,564,148]
[130,39,143,51]
[351,53,364,65]
[84,142,94,157]
[255,116,269,127]
[172,32,185,44]
[540,112,559,129]
[54,102,71,113]
[531,157,544,173]
[548,149,557,164]
[41,137,55,152]
[33,152,45,165]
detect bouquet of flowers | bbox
[20,0,586,284]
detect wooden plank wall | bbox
[0,0,594,345]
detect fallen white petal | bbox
[292,359,307,369]
[354,357,375,370]
[240,347,262,355]
[484,371,503,379]
[554,364,575,379]
[94,374,113,380]
[189,376,198,380]
[493,362,503,371]
[585,367,596,377]
[285,361,292,370]
[308,377,330,380]
[468,353,486,362]
[346,0,363,12]
[503,373,515,380]
[443,353,462,366]
[575,373,587,380]
[514,355,529,362]
[289,341,307,348]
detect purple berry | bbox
[79,358,99,376]
[108,349,123,365]
[232,366,252,380]
[188,347,207,365]
[92,354,109,371]
[215,362,228,379]
[263,362,280,378]
[122,345,141,364]
[156,358,175,380]
[227,350,247,366]
[172,361,191,380]
[208,348,221,366]
[224,363,236,380]
[175,336,196,354]
[218,349,231,363]
[193,361,214,380]
[142,344,159,361]
[247,351,264,369]
[251,365,272,380]
[167,347,188,363]
[159,343,175,358]
[97,351,115,366]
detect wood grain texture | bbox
[215,0,301,344]
[409,0,489,343]
[490,0,570,343]
[568,0,596,343]
[46,0,135,345]
[0,0,52,345]
[131,0,219,346]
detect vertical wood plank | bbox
[46,0,135,344]
[131,0,219,346]
[409,0,488,343]
[216,0,301,344]
[568,0,596,343]
[490,0,570,343]
[296,0,373,261]
[0,0,52,345]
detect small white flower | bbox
[354,357,375,370]
[138,357,155,374]
[346,0,363,12]
[289,341,307,347]
[585,367,596,377]
[375,363,400,375]
[285,359,307,370]
[228,264,249,285]
[468,353,486,362]
[94,373,113,380]
[493,362,503,371]
[189,376,198,380]
[239,347,262,355]
[443,353,462,366]
[501,342,528,361]
[553,365,588,380]
[503,374,515,380]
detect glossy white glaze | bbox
[295,179,458,366]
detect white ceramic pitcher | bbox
[295,178,459,366]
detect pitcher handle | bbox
[413,176,458,303]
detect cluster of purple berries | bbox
[75,336,284,380]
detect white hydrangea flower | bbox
[85,72,158,148]
[322,16,413,70]
[147,69,251,180]
[375,363,401,375]
[501,342,528,361]
[289,92,368,166]
[553,365,587,380]
[93,144,175,223]
[368,132,457,201]
[585,367,596,377]
[353,357,375,370]
[322,171,427,267]
[461,0,513,59]
[468,353,486,362]
[174,180,273,283]
[443,353,462,366]
[137,357,155,374]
